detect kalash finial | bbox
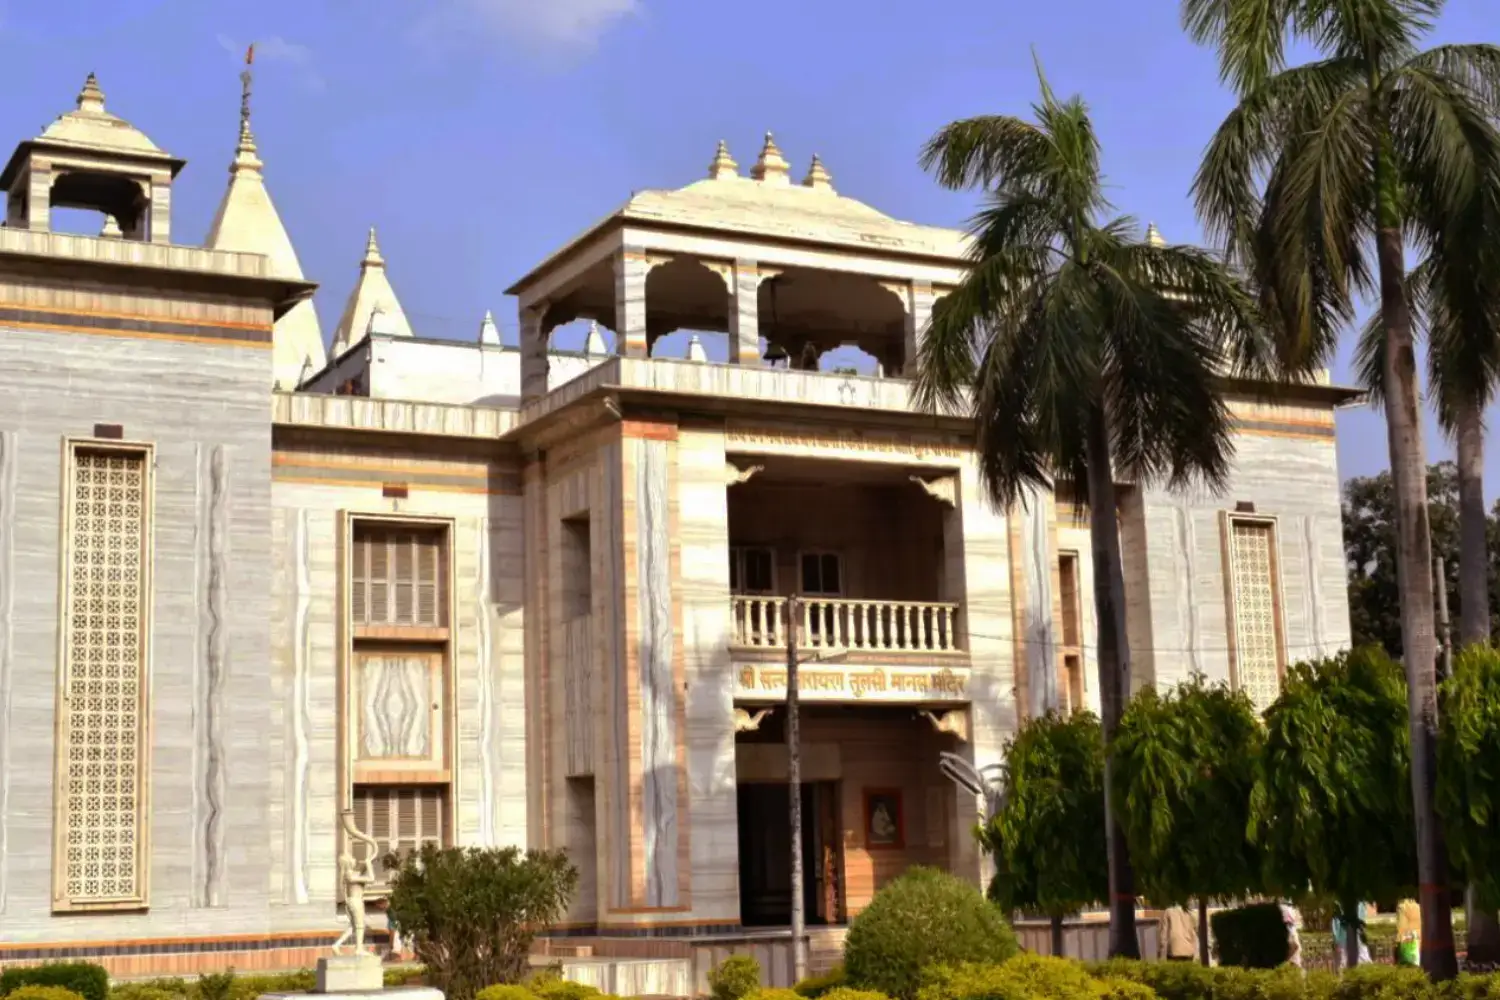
[1145,222,1165,247]
[708,139,739,180]
[77,72,106,113]
[362,226,385,267]
[751,131,790,184]
[803,154,834,192]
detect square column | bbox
[726,262,779,365]
[520,305,548,403]
[904,282,937,375]
[614,248,651,358]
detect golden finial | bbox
[708,139,739,180]
[362,227,385,266]
[1145,222,1165,247]
[803,154,833,192]
[751,131,790,183]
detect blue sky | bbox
[0,0,1495,493]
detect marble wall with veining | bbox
[1130,425,1351,691]
[267,471,529,929]
[0,326,273,941]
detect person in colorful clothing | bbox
[1395,899,1421,966]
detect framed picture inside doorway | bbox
[863,788,904,850]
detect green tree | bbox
[1438,647,1500,916]
[914,60,1271,959]
[980,711,1109,957]
[1343,462,1469,654]
[1251,647,1415,970]
[1182,1,1500,976]
[1114,677,1263,964]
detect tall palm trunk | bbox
[1085,405,1139,959]
[1454,402,1500,964]
[1376,211,1458,978]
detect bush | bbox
[385,969,427,989]
[384,844,578,1000]
[746,991,804,1000]
[525,976,601,1000]
[1094,980,1156,1000]
[710,956,763,1000]
[1085,960,1338,1000]
[1,965,109,1000]
[844,867,1018,1000]
[4,989,87,1000]
[795,969,848,999]
[476,987,539,1000]
[1212,903,1291,968]
[107,987,182,1000]
[819,990,890,1000]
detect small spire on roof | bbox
[1145,222,1165,247]
[751,132,790,185]
[584,321,607,356]
[99,214,122,239]
[479,310,501,345]
[708,140,739,180]
[236,44,258,159]
[686,335,708,362]
[77,72,105,113]
[803,154,834,192]
[362,226,385,267]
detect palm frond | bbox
[1408,43,1500,109]
[1180,0,1296,94]
[1296,0,1440,73]
[919,115,1052,192]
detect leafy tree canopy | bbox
[1251,648,1415,910]
[1114,676,1263,906]
[1438,645,1500,909]
[982,710,1108,917]
[1343,461,1500,655]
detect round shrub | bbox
[710,956,762,1000]
[794,968,847,999]
[819,989,890,1000]
[844,867,1018,1000]
[477,988,539,1000]
[746,990,803,1000]
[5,988,87,1000]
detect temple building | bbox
[0,76,1356,984]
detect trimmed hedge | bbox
[1,965,109,1000]
[1211,904,1291,969]
[4,988,88,1000]
[844,867,1018,1000]
[710,956,763,1000]
[795,968,848,999]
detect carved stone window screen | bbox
[1224,516,1285,715]
[350,524,448,628]
[53,441,153,911]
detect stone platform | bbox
[260,990,442,1000]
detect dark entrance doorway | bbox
[738,781,843,926]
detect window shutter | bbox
[416,535,441,626]
[351,539,368,623]
[368,536,391,624]
[352,525,447,628]
[354,784,449,887]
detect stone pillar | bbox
[614,248,651,358]
[904,282,937,376]
[726,261,781,365]
[147,176,172,244]
[519,304,549,403]
[26,163,52,232]
[1016,487,1060,719]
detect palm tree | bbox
[913,63,1274,959]
[1355,249,1500,961]
[1182,0,1500,978]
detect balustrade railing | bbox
[730,595,961,653]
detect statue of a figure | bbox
[334,808,378,956]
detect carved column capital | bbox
[726,462,764,486]
[734,707,775,732]
[910,474,958,508]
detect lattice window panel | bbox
[351,524,447,628]
[352,784,449,890]
[1228,519,1282,714]
[58,447,149,907]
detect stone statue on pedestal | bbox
[334,808,379,956]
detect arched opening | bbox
[49,171,150,239]
[757,269,907,374]
[644,258,733,355]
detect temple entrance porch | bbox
[733,705,967,926]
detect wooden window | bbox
[799,551,843,596]
[55,443,153,910]
[1062,654,1084,714]
[1225,517,1285,714]
[353,784,450,889]
[730,546,776,595]
[351,523,448,630]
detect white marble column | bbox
[519,304,548,403]
[1019,487,1060,719]
[615,248,651,358]
[727,261,780,365]
[26,164,52,232]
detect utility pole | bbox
[786,593,806,983]
[1436,556,1453,682]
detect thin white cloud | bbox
[216,33,325,92]
[419,0,639,55]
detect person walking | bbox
[1159,904,1200,962]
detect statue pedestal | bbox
[317,955,383,993]
[262,982,443,1000]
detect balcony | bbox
[731,595,961,653]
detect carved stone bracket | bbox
[878,279,913,312]
[919,708,970,743]
[910,474,958,508]
[701,259,735,293]
[734,706,775,732]
[645,253,675,274]
[725,462,764,486]
[750,265,784,289]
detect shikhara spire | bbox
[331,226,415,354]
